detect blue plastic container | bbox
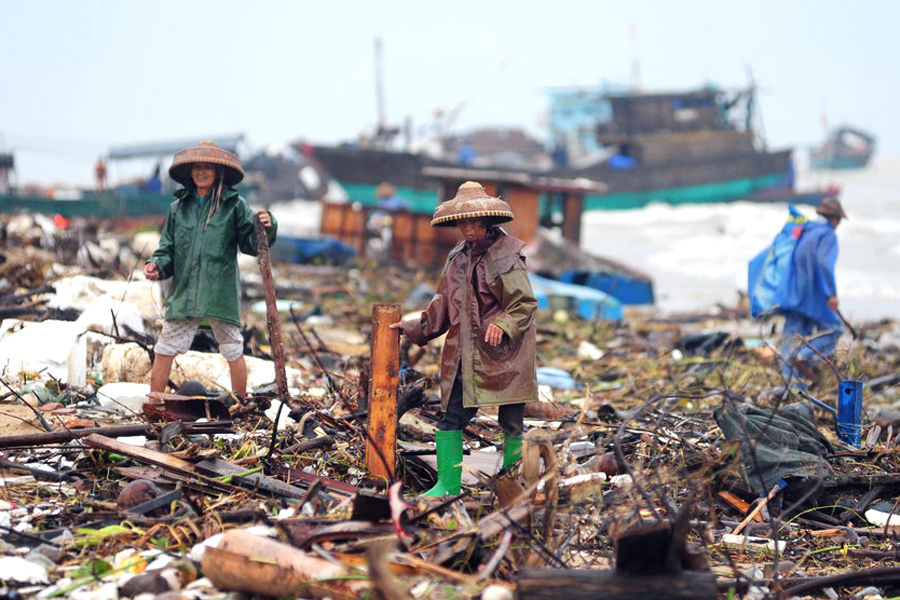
[837,379,863,448]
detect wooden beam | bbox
[82,434,243,495]
[365,303,400,481]
[0,421,233,449]
[516,568,717,600]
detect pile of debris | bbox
[1,214,900,600]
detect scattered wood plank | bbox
[0,421,233,449]
[717,490,762,521]
[516,568,718,600]
[82,434,244,495]
[194,457,307,499]
[272,463,360,497]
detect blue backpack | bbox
[748,205,807,318]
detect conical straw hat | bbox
[431,181,514,227]
[168,141,244,186]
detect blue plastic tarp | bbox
[529,274,623,321]
[536,366,581,390]
[748,205,806,318]
[272,236,356,265]
[559,270,654,305]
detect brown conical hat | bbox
[431,181,514,227]
[168,141,244,186]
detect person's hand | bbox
[256,209,271,228]
[143,262,159,281]
[827,296,839,311]
[484,323,504,347]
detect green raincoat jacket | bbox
[147,186,277,326]
[401,229,538,409]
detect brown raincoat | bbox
[401,229,538,409]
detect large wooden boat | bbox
[304,84,809,214]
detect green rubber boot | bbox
[420,429,463,497]
[502,434,523,469]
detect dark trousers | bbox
[780,310,842,379]
[437,376,524,437]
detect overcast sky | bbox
[3,0,897,186]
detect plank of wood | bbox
[194,457,307,499]
[516,568,717,600]
[274,464,360,496]
[717,491,762,522]
[478,498,535,540]
[82,434,242,495]
[0,421,233,449]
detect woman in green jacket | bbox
[391,181,538,496]
[143,141,277,400]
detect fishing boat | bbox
[303,83,825,214]
[810,126,876,170]
[549,85,797,210]
[0,134,332,223]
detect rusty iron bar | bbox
[365,303,400,482]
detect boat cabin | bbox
[319,166,606,269]
[0,153,13,195]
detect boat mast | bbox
[746,66,767,150]
[374,37,386,136]
[629,24,641,91]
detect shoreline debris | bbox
[1,213,900,599]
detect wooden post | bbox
[562,192,584,245]
[366,303,400,481]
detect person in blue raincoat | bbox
[368,182,408,261]
[777,197,847,384]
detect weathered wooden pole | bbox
[255,218,293,462]
[562,192,584,245]
[254,218,289,405]
[366,303,400,481]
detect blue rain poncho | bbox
[748,206,839,325]
[778,220,840,325]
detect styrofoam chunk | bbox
[96,382,151,413]
[0,555,49,583]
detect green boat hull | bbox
[339,172,789,214]
[1,191,173,218]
